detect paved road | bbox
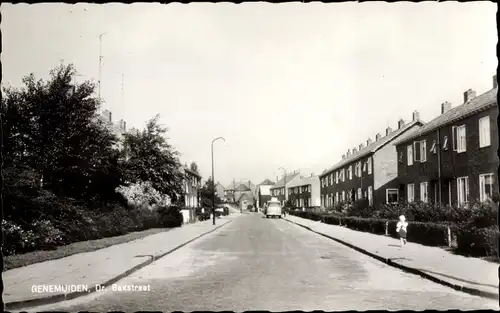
[25,214,498,311]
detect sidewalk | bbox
[3,215,238,310]
[285,215,498,300]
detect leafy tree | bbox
[120,115,184,203]
[2,63,122,202]
[190,161,199,173]
[199,178,222,208]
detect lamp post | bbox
[278,167,287,206]
[212,137,225,225]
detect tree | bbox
[2,62,122,202]
[199,178,222,208]
[120,115,184,203]
[190,161,199,174]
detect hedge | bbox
[342,217,388,236]
[455,226,499,257]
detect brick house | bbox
[256,179,275,208]
[182,165,202,222]
[224,180,256,203]
[287,174,321,208]
[393,75,498,206]
[269,171,301,206]
[320,113,424,209]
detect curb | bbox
[285,218,498,301]
[4,218,234,311]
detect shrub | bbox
[455,226,499,257]
[466,201,498,228]
[30,220,66,248]
[346,199,373,218]
[323,214,343,226]
[116,181,170,210]
[2,220,37,256]
[157,205,183,228]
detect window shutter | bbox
[462,126,467,151]
[414,141,421,162]
[421,140,426,162]
[452,126,458,151]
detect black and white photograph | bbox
[1,2,498,311]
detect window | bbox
[457,176,469,205]
[413,140,426,162]
[453,125,466,153]
[308,185,311,192]
[335,172,339,184]
[368,186,373,206]
[442,136,449,150]
[341,191,345,202]
[420,140,427,162]
[407,145,413,166]
[341,169,345,182]
[357,161,362,176]
[386,189,399,203]
[335,192,339,203]
[479,174,494,202]
[431,140,437,154]
[399,152,404,163]
[479,116,491,148]
[420,182,428,203]
[357,188,362,200]
[367,158,372,175]
[407,184,415,202]
[348,165,353,180]
[330,193,334,206]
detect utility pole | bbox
[98,32,107,99]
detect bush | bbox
[156,205,183,228]
[198,212,210,221]
[322,213,343,226]
[346,199,372,218]
[456,226,499,257]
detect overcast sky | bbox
[2,2,497,186]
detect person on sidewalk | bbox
[396,215,408,247]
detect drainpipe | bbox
[437,128,442,205]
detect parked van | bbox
[265,198,282,218]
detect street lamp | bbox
[278,167,287,206]
[212,136,225,225]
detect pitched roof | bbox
[393,87,497,146]
[258,179,275,186]
[287,175,319,188]
[270,172,300,189]
[183,166,201,178]
[236,192,255,202]
[321,119,424,176]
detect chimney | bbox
[463,89,476,103]
[398,119,405,129]
[441,101,452,114]
[375,133,382,141]
[347,149,351,156]
[493,74,497,89]
[342,154,346,159]
[353,147,358,154]
[412,111,420,122]
[385,127,393,136]
[367,138,373,146]
[359,143,364,150]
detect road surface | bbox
[25,214,498,311]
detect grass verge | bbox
[4,227,171,271]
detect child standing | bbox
[396,215,408,247]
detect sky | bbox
[2,2,497,186]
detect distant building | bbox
[214,182,225,202]
[287,174,321,208]
[256,179,275,208]
[269,171,301,206]
[97,109,127,150]
[182,164,202,222]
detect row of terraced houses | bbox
[267,74,498,210]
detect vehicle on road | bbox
[265,198,282,218]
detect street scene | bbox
[1,2,498,312]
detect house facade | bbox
[269,171,301,206]
[256,179,275,208]
[98,109,127,150]
[320,113,424,209]
[224,180,256,203]
[287,174,321,208]
[394,76,498,206]
[214,182,225,202]
[183,166,201,222]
